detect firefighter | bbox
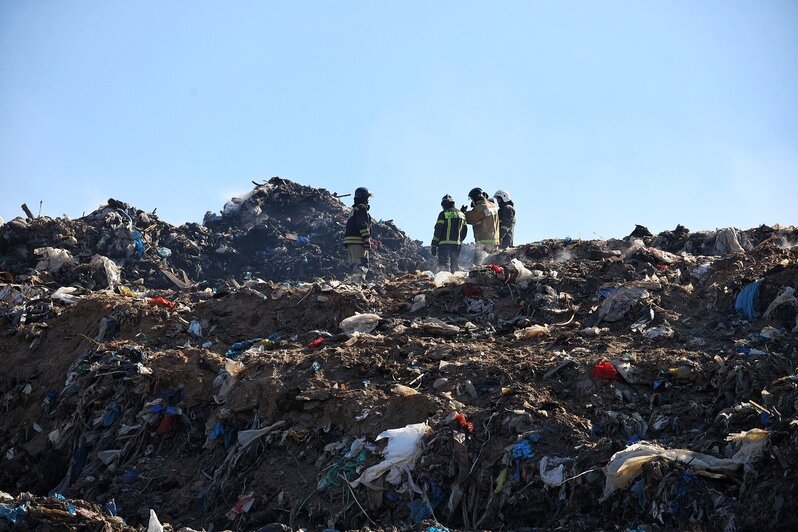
[343,187,373,283]
[463,187,499,264]
[431,194,468,273]
[493,189,516,249]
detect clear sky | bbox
[1,0,796,244]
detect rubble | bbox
[1,184,798,531]
[0,177,426,291]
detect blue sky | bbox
[1,0,796,244]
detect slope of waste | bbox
[1,211,797,531]
[0,177,425,291]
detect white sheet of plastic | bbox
[34,247,75,272]
[147,509,164,532]
[90,255,121,291]
[601,431,769,501]
[350,422,431,489]
[339,313,381,336]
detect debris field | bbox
[1,180,797,532]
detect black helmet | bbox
[468,187,483,201]
[441,194,455,208]
[354,187,372,202]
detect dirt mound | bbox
[2,194,798,531]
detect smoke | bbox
[552,248,573,264]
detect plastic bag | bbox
[508,258,534,288]
[592,361,618,380]
[34,247,75,272]
[90,255,121,291]
[188,320,202,338]
[51,287,81,304]
[147,509,164,532]
[350,422,431,488]
[763,286,797,319]
[596,287,650,323]
[735,281,761,321]
[514,324,549,339]
[539,456,567,487]
[340,313,381,336]
[410,294,427,312]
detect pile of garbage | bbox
[2,183,798,531]
[0,177,426,291]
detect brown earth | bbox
[2,229,797,531]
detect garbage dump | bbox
[0,177,426,290]
[1,186,798,531]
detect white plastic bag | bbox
[90,255,121,291]
[350,422,431,488]
[34,247,75,272]
[410,294,426,312]
[51,286,81,304]
[340,313,381,336]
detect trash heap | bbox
[2,191,798,531]
[0,177,426,291]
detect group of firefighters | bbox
[343,186,516,282]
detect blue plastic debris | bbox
[131,230,145,257]
[760,412,770,426]
[512,439,534,459]
[103,402,120,427]
[105,498,117,516]
[735,281,761,321]
[428,528,450,532]
[226,340,255,358]
[627,434,641,445]
[407,480,444,523]
[296,236,310,246]
[597,287,617,298]
[43,390,59,416]
[210,421,225,441]
[0,501,29,524]
[122,468,139,484]
[737,346,767,356]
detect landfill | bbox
[1,182,797,531]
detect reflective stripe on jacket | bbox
[344,203,372,245]
[465,198,500,245]
[432,208,467,246]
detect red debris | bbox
[452,412,474,432]
[591,361,618,380]
[486,264,504,274]
[148,296,176,309]
[307,337,326,348]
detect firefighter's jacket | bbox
[343,202,372,245]
[465,198,500,245]
[498,201,516,248]
[432,208,467,248]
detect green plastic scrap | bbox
[493,466,509,494]
[318,448,369,491]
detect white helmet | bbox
[493,189,511,202]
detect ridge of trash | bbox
[1,180,797,532]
